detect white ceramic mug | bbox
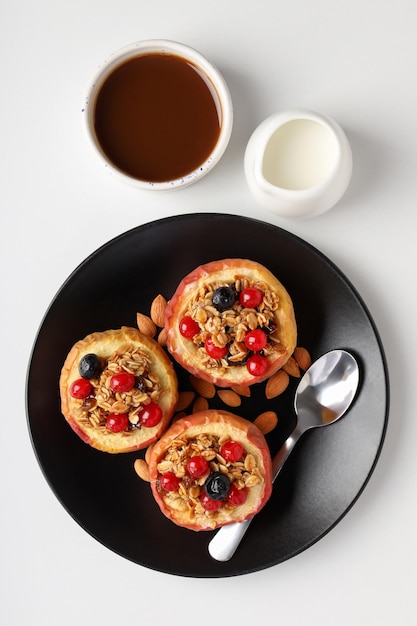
[84,40,233,190]
[244,110,352,218]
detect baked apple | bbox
[60,326,178,453]
[164,258,297,387]
[148,409,273,531]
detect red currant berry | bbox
[220,440,244,462]
[160,472,181,492]
[239,287,263,308]
[247,354,268,377]
[186,455,209,478]
[70,378,93,399]
[179,316,200,338]
[205,337,228,359]
[227,485,248,506]
[200,493,223,511]
[110,372,135,393]
[106,412,129,433]
[138,402,163,427]
[244,328,267,351]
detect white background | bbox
[1,0,416,624]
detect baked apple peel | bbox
[164,258,297,387]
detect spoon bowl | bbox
[208,349,359,561]
[294,348,359,430]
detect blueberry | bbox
[204,472,231,501]
[79,353,101,379]
[212,286,236,312]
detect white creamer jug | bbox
[244,110,352,218]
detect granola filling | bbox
[184,277,283,370]
[74,346,161,433]
[156,431,264,527]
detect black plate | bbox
[26,214,389,577]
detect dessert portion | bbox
[148,409,273,531]
[164,258,297,387]
[60,326,178,453]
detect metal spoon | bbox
[208,349,359,561]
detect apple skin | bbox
[164,258,297,387]
[148,409,273,531]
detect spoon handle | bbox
[271,430,301,481]
[208,434,300,561]
[207,518,252,561]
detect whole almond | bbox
[157,327,167,347]
[231,384,251,398]
[145,444,154,465]
[265,369,290,399]
[193,396,209,412]
[134,458,150,482]
[254,410,278,435]
[150,294,167,327]
[173,411,187,422]
[175,391,195,412]
[283,356,301,378]
[293,346,312,371]
[217,389,242,407]
[136,312,157,337]
[189,375,216,398]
